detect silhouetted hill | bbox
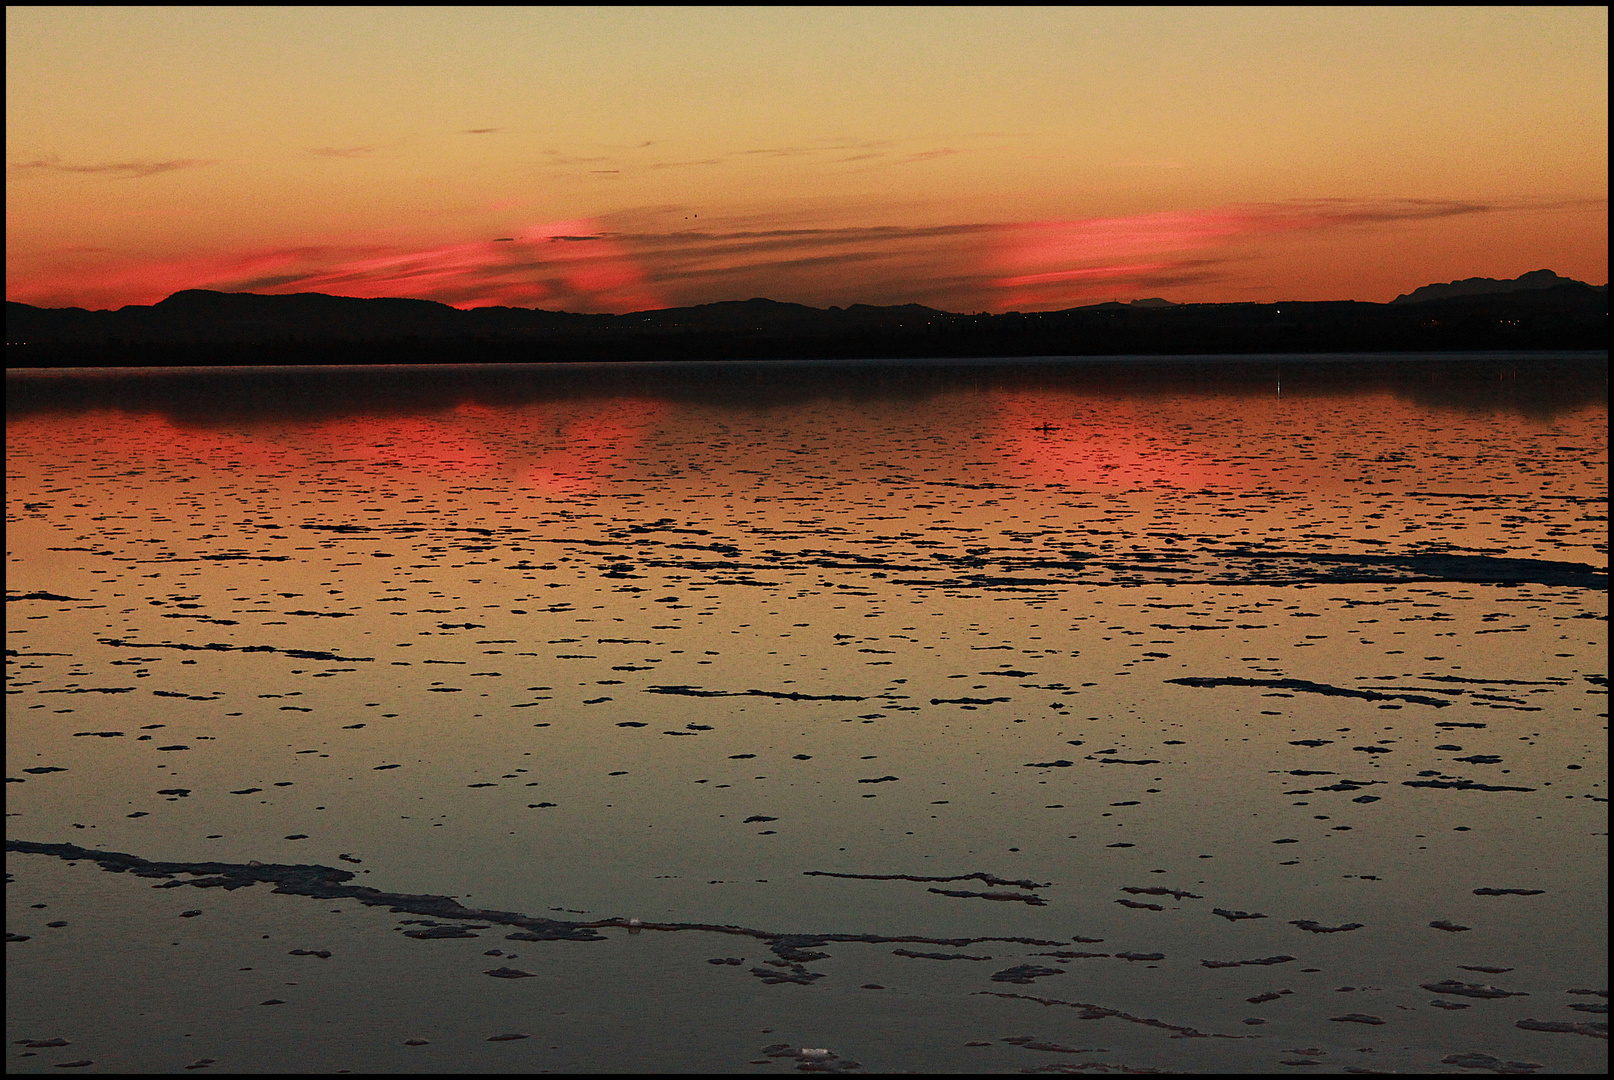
[7,273,1606,366]
[6,289,603,344]
[1390,268,1596,304]
[1079,297,1181,309]
[5,290,953,346]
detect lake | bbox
[7,353,1607,1073]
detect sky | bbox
[6,6,1607,313]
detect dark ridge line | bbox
[1166,676,1452,707]
[803,870,1051,890]
[7,591,87,602]
[5,840,1068,955]
[973,990,1255,1040]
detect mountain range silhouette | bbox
[1389,268,1590,304]
[7,270,1605,364]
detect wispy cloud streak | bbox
[8,155,215,179]
[986,198,1510,307]
[307,146,376,158]
[9,197,1593,313]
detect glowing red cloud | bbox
[986,200,1500,309]
[997,211,1248,271]
[987,211,1254,308]
[11,220,665,312]
[995,262,1176,288]
[7,247,348,311]
[250,221,665,311]
[10,198,1511,313]
[228,220,665,311]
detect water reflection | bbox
[990,392,1246,488]
[6,353,1606,1075]
[8,352,1607,425]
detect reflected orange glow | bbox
[512,401,669,493]
[7,395,672,496]
[35,412,309,473]
[311,416,503,475]
[989,393,1245,489]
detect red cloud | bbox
[8,197,1540,313]
[11,221,665,312]
[986,200,1499,308]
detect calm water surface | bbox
[7,355,1607,1073]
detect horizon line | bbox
[9,273,1607,317]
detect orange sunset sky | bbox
[6,6,1607,314]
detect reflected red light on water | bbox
[51,412,306,473]
[11,394,671,497]
[513,400,667,493]
[990,393,1243,489]
[311,415,503,476]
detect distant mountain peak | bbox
[1390,269,1588,305]
[1078,297,1180,309]
[151,288,236,308]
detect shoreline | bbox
[8,348,1610,375]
